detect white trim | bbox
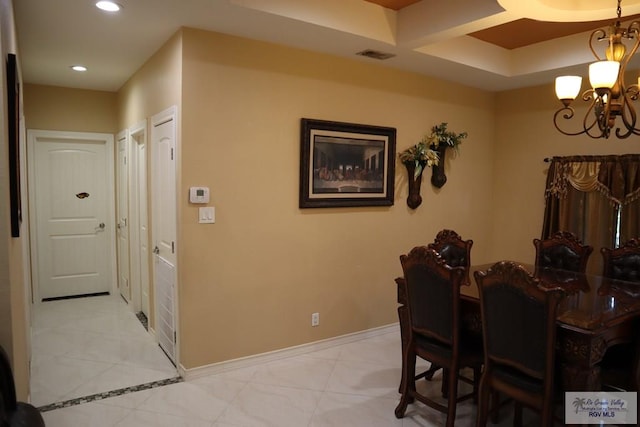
[179,323,399,380]
[128,119,148,316]
[116,129,130,303]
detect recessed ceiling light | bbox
[70,65,87,72]
[95,1,121,12]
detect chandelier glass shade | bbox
[554,0,640,139]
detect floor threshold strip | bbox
[37,376,183,412]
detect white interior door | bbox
[151,107,177,364]
[28,130,115,301]
[117,131,131,302]
[129,121,150,318]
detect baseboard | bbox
[179,323,399,380]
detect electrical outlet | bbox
[311,312,320,327]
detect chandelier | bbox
[554,0,640,139]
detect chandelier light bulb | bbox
[589,61,619,90]
[555,76,582,102]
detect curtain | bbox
[542,155,640,274]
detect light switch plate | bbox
[198,207,215,224]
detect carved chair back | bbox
[533,231,593,273]
[601,238,640,283]
[428,229,473,270]
[401,246,462,346]
[474,261,565,426]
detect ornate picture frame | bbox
[7,53,20,237]
[299,118,396,208]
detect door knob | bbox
[153,246,160,254]
[95,222,106,232]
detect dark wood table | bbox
[396,262,640,392]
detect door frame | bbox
[27,129,117,303]
[116,129,131,303]
[128,120,150,317]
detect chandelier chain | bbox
[617,0,622,20]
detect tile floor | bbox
[32,294,541,426]
[31,294,179,409]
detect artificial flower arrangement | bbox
[399,122,467,179]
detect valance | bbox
[545,155,640,206]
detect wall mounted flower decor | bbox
[423,122,467,188]
[398,122,467,209]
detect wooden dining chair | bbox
[601,237,640,283]
[428,229,473,271]
[474,261,565,427]
[418,229,474,382]
[533,230,593,273]
[395,246,483,426]
[599,238,640,393]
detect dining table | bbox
[395,261,640,393]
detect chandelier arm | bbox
[553,93,603,138]
[585,96,610,139]
[553,107,585,136]
[598,98,612,138]
[612,22,640,139]
[589,29,608,60]
[628,85,640,102]
[616,91,637,138]
[625,21,640,39]
[619,27,640,77]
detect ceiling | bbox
[13,0,640,93]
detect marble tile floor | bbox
[31,293,179,409]
[36,310,544,427]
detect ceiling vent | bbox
[356,49,396,60]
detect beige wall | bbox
[175,28,496,368]
[117,30,183,128]
[23,84,117,133]
[0,0,30,400]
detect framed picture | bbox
[299,118,396,208]
[6,53,20,237]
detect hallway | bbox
[30,293,179,409]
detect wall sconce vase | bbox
[404,161,425,209]
[431,145,448,188]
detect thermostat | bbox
[189,186,210,204]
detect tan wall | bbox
[177,28,496,368]
[23,84,117,133]
[117,30,183,128]
[491,83,640,264]
[0,0,29,400]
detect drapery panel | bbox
[542,155,640,274]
